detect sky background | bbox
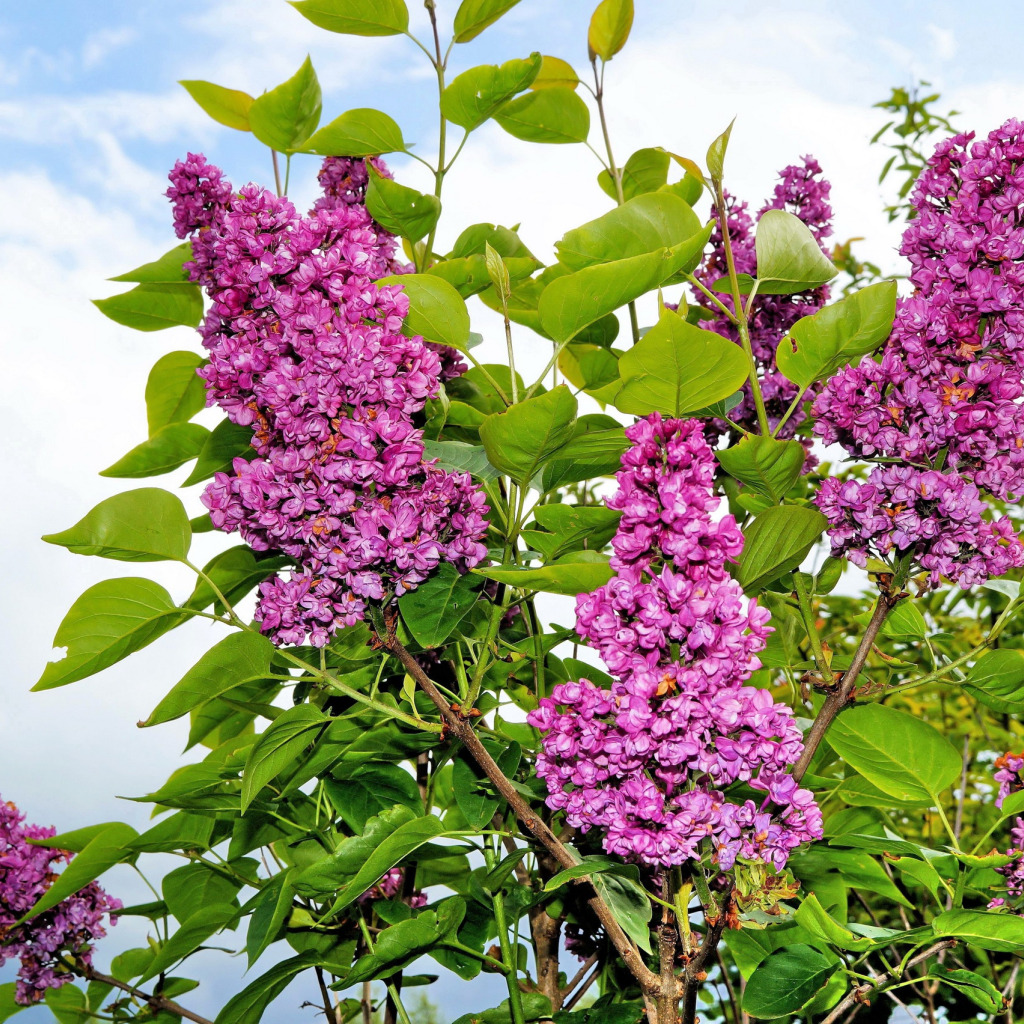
[5,0,1024,1020]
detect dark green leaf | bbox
[129,812,216,854]
[145,351,206,435]
[34,578,187,690]
[421,440,499,481]
[776,280,897,387]
[378,272,471,351]
[592,871,651,954]
[325,763,423,832]
[716,434,805,502]
[452,743,521,828]
[182,418,253,486]
[289,0,409,35]
[545,855,632,890]
[932,909,1024,953]
[551,428,627,463]
[94,283,203,331]
[742,944,837,1018]
[494,88,590,144]
[399,562,481,647]
[100,422,209,478]
[242,705,328,811]
[453,0,522,42]
[964,648,1024,712]
[213,953,320,1024]
[185,546,289,613]
[144,631,275,726]
[754,209,837,294]
[441,54,542,131]
[342,910,446,984]
[795,893,873,951]
[928,965,1004,1014]
[474,552,613,596]
[249,56,322,152]
[162,862,241,923]
[303,108,405,156]
[247,870,296,966]
[587,0,633,60]
[43,488,191,562]
[365,166,441,241]
[553,1004,643,1024]
[179,80,254,131]
[0,983,27,1023]
[614,309,749,417]
[110,242,192,284]
[733,505,826,593]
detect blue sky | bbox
[4,0,1024,1020]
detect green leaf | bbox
[879,600,928,639]
[553,1006,643,1024]
[185,546,288,613]
[421,440,499,481]
[733,504,826,593]
[614,309,749,418]
[706,120,733,183]
[530,55,580,91]
[587,0,633,60]
[249,56,321,152]
[35,578,187,690]
[928,965,1004,1014]
[453,0,522,42]
[18,823,138,924]
[795,893,873,951]
[325,764,423,832]
[242,705,328,812]
[828,703,961,802]
[179,80,254,131]
[247,870,296,966]
[452,743,521,829]
[145,351,206,435]
[144,631,275,726]
[129,812,215,854]
[378,272,471,351]
[399,562,481,647]
[343,910,448,984]
[963,648,1024,713]
[94,283,203,331]
[213,953,320,1024]
[110,242,192,284]
[303,107,405,156]
[716,434,805,502]
[545,855,631,890]
[599,146,670,201]
[479,386,578,485]
[592,871,651,954]
[365,165,440,241]
[99,422,209,478]
[43,488,191,562]
[932,909,1024,953]
[44,985,87,1024]
[474,552,613,596]
[0,983,27,1023]
[777,280,897,387]
[531,504,620,559]
[556,193,701,271]
[441,54,541,131]
[742,944,837,1018]
[141,902,238,982]
[551,428,628,463]
[182,418,253,486]
[539,232,711,343]
[289,0,409,35]
[495,88,590,144]
[754,209,838,294]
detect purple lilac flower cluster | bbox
[989,755,1024,909]
[358,867,427,908]
[693,157,834,440]
[0,799,121,1005]
[813,122,1024,588]
[166,154,487,646]
[527,415,821,870]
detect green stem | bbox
[771,384,809,438]
[682,271,738,323]
[793,573,831,680]
[421,0,447,270]
[492,887,528,1024]
[271,149,282,196]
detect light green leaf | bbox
[140,903,238,982]
[716,434,805,502]
[110,243,193,284]
[795,893,873,951]
[733,504,826,593]
[242,705,328,812]
[453,0,522,42]
[706,120,734,183]
[35,578,188,690]
[0,983,27,1023]
[495,88,590,144]
[289,0,409,35]
[932,909,1024,953]
[754,209,837,294]
[94,283,203,331]
[378,272,471,351]
[43,488,191,563]
[598,146,670,201]
[441,54,541,131]
[479,386,578,485]
[530,55,579,90]
[828,703,961,802]
[777,280,897,387]
[144,631,275,726]
[303,107,405,156]
[365,166,440,241]
[99,422,209,478]
[179,80,254,131]
[742,945,837,1018]
[474,552,613,596]
[963,648,1024,713]
[249,56,322,152]
[614,309,749,417]
[399,563,481,647]
[145,351,206,435]
[587,0,633,60]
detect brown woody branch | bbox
[74,959,214,1024]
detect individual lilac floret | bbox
[0,798,121,1005]
[357,867,427,908]
[528,415,821,871]
[813,121,1024,587]
[168,155,488,646]
[996,752,1024,809]
[165,152,233,239]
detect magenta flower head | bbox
[528,415,821,873]
[0,798,121,1005]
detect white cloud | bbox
[81,26,137,70]
[927,24,957,61]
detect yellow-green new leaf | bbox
[495,88,590,144]
[588,0,634,61]
[440,54,542,131]
[453,0,522,42]
[289,0,409,35]
[179,80,254,131]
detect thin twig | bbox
[74,961,214,1024]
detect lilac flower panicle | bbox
[528,415,821,875]
[989,757,1024,909]
[813,121,1024,588]
[167,155,487,646]
[0,799,121,1005]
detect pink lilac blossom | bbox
[527,415,821,871]
[166,155,487,646]
[990,756,1024,909]
[813,121,1024,588]
[0,799,121,1005]
[358,867,427,909]
[692,157,834,440]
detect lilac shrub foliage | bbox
[167,154,487,646]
